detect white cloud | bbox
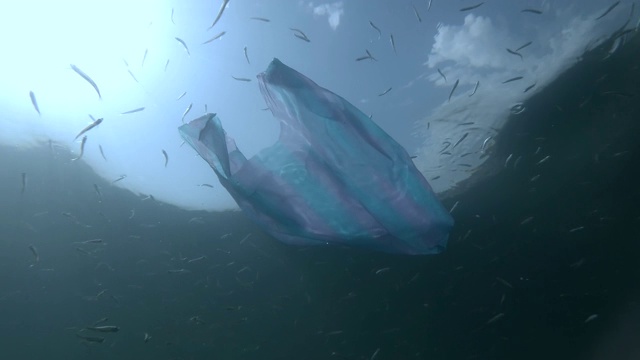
[310,2,344,30]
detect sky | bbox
[0,0,633,211]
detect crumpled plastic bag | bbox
[179,58,453,254]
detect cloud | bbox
[310,2,344,30]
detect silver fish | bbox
[21,172,27,195]
[76,333,104,343]
[202,31,226,44]
[99,145,107,161]
[86,325,119,333]
[355,49,376,61]
[175,37,190,55]
[378,87,392,96]
[74,117,103,140]
[29,91,40,116]
[460,2,484,11]
[198,183,214,188]
[181,103,193,123]
[469,81,479,97]
[162,149,169,167]
[141,48,148,67]
[208,0,230,30]
[171,8,175,24]
[521,8,542,14]
[390,34,396,54]
[437,68,447,82]
[176,91,187,100]
[164,59,170,72]
[250,17,270,22]
[244,46,250,64]
[506,48,523,60]
[70,64,101,99]
[28,244,39,262]
[412,5,422,22]
[448,79,459,102]
[524,83,536,93]
[121,107,145,115]
[427,0,433,11]
[112,175,127,183]
[127,69,139,83]
[595,1,620,20]
[73,136,87,161]
[93,184,102,201]
[516,41,533,52]
[369,21,382,39]
[502,76,523,84]
[232,76,251,82]
[290,28,311,42]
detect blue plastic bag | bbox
[179,59,453,254]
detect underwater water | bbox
[0,1,639,359]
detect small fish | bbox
[469,81,479,97]
[70,64,101,99]
[74,117,103,140]
[21,172,27,195]
[502,76,523,84]
[28,244,39,262]
[595,1,620,20]
[505,153,513,167]
[506,48,523,60]
[112,175,127,183]
[202,31,226,44]
[188,256,207,263]
[175,37,190,55]
[168,268,191,274]
[481,136,493,151]
[412,5,422,22]
[76,333,105,343]
[144,333,152,342]
[516,41,533,52]
[171,8,175,24]
[524,83,536,93]
[77,238,103,245]
[97,145,107,161]
[162,150,169,167]
[375,267,390,274]
[378,87,392,96]
[250,17,270,22]
[72,136,87,161]
[181,103,193,123]
[520,216,534,225]
[198,183,214,188]
[243,46,250,64]
[449,201,459,214]
[29,91,40,116]
[86,325,119,333]
[290,28,311,42]
[371,348,381,360]
[127,69,139,83]
[141,48,148,68]
[164,59,170,72]
[390,34,396,54]
[453,132,468,148]
[521,8,542,14]
[537,155,550,165]
[369,21,382,39]
[460,2,484,11]
[437,68,447,82]
[427,0,432,11]
[232,76,251,82]
[176,91,187,100]
[486,313,504,325]
[584,314,599,323]
[356,49,376,61]
[93,184,102,201]
[93,317,109,326]
[208,0,230,29]
[448,79,459,102]
[121,107,145,115]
